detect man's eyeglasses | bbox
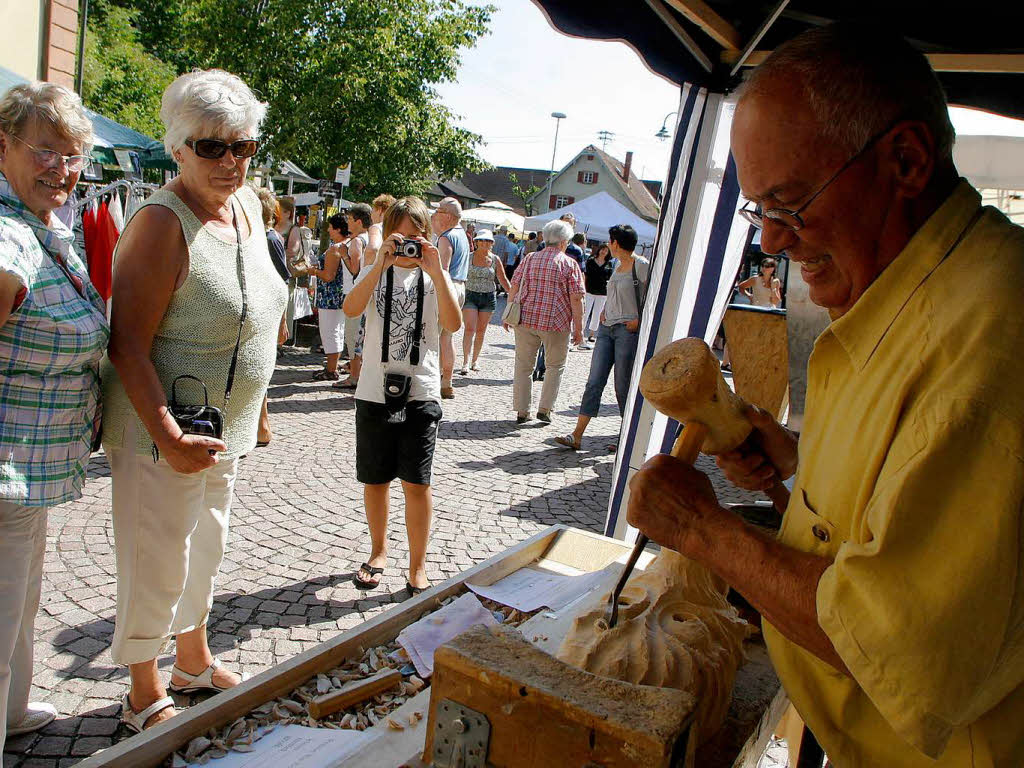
[9,134,91,173]
[738,118,903,232]
[185,138,260,160]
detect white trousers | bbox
[109,447,238,665]
[582,293,606,337]
[512,327,570,414]
[317,308,346,355]
[0,501,46,748]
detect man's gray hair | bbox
[161,69,267,157]
[438,196,462,219]
[0,81,93,152]
[737,22,955,160]
[543,219,573,247]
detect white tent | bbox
[461,201,526,234]
[523,191,658,247]
[953,135,1024,190]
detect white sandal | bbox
[121,692,175,734]
[168,657,236,695]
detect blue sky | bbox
[437,0,1024,185]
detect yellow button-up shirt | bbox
[764,182,1024,767]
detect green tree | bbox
[509,172,542,215]
[118,0,493,198]
[81,0,177,139]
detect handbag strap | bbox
[631,260,646,320]
[381,266,425,366]
[224,197,248,411]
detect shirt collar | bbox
[0,170,75,248]
[829,180,981,370]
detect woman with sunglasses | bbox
[101,70,287,733]
[737,257,783,308]
[0,82,108,750]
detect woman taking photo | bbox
[458,229,511,374]
[343,197,461,596]
[102,69,287,732]
[0,81,107,746]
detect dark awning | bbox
[532,1,1024,119]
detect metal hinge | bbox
[430,699,491,768]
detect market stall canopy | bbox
[0,65,165,167]
[461,201,526,234]
[532,1,1024,118]
[524,191,659,246]
[953,135,1024,190]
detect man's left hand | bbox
[627,454,725,556]
[625,319,639,332]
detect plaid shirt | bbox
[511,247,585,331]
[0,172,109,507]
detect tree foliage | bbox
[81,0,177,139]
[509,172,542,216]
[96,0,493,198]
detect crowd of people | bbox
[0,66,649,744]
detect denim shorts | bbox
[463,289,496,313]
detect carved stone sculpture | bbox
[557,550,753,743]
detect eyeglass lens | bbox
[191,139,259,159]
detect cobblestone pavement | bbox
[3,321,760,767]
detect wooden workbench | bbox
[76,525,781,768]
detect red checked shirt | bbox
[511,246,585,332]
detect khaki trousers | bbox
[513,326,570,414]
[109,447,238,665]
[0,502,46,748]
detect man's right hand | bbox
[715,404,798,491]
[161,433,226,474]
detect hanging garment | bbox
[84,200,118,301]
[108,189,124,233]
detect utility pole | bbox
[597,130,615,152]
[546,112,566,213]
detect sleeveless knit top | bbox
[466,259,498,294]
[100,186,288,459]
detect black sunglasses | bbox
[185,138,259,160]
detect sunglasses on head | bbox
[185,138,259,160]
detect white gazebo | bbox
[461,201,527,234]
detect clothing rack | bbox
[72,179,156,210]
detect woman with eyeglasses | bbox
[100,70,287,733]
[737,257,783,308]
[0,82,108,749]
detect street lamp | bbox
[546,111,567,212]
[655,111,678,141]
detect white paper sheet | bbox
[467,567,607,612]
[397,593,498,677]
[184,725,371,768]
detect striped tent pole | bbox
[604,88,751,540]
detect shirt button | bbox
[812,524,830,543]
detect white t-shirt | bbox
[354,265,441,405]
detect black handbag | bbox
[380,265,425,424]
[152,197,247,461]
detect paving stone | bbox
[7,334,762,765]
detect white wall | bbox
[0,0,44,81]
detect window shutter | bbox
[549,195,557,209]
[568,196,575,204]
[577,171,584,182]
[592,172,599,183]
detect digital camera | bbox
[399,239,422,259]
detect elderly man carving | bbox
[627,23,1024,767]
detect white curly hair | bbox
[160,69,268,158]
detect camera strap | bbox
[381,266,425,366]
[224,196,248,412]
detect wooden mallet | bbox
[603,337,787,629]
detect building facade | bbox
[0,0,80,88]
[526,145,661,223]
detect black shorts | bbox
[355,399,443,485]
[463,289,496,313]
